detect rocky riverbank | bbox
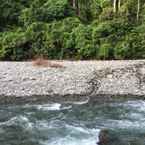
[0,60,145,104]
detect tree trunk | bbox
[73,0,76,8]
[113,0,117,13]
[137,0,140,22]
[76,0,80,16]
[118,0,121,12]
[69,0,80,16]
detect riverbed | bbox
[1,60,145,101]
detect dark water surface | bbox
[0,99,145,145]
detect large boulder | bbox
[97,129,125,145]
[97,129,145,145]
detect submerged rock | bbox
[97,129,145,145]
[97,129,123,145]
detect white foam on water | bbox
[41,137,97,145]
[0,115,33,130]
[36,97,90,110]
[0,115,27,126]
[23,103,72,111]
[65,124,91,133]
[123,100,145,112]
[61,105,72,110]
[40,133,99,145]
[71,97,90,105]
[36,103,61,111]
[103,118,145,131]
[39,126,100,145]
[128,112,144,120]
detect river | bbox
[0,99,145,145]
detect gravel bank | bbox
[0,60,145,104]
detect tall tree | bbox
[113,0,117,13]
[137,0,140,22]
[70,0,76,8]
[69,0,95,16]
[118,0,121,11]
[113,0,121,13]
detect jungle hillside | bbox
[0,0,145,60]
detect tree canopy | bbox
[0,0,145,60]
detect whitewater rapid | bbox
[0,99,145,145]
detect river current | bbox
[0,99,145,145]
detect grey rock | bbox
[0,60,145,104]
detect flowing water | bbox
[0,99,145,145]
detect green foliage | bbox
[19,0,75,26]
[0,29,32,60]
[0,0,33,30]
[72,24,95,59]
[118,24,145,59]
[0,0,145,60]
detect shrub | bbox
[0,29,32,60]
[72,24,96,59]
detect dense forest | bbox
[0,0,145,60]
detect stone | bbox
[97,129,125,145]
[0,60,145,104]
